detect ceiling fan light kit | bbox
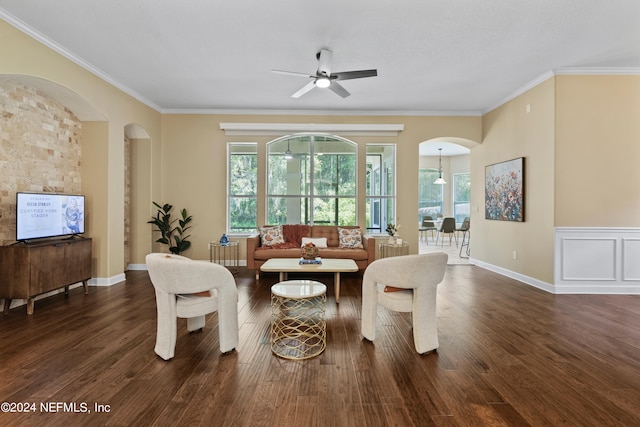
[272,48,377,98]
[315,77,331,88]
[284,141,293,160]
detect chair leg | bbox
[187,315,206,332]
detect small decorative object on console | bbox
[301,242,319,260]
[386,223,400,244]
[299,257,322,265]
[385,223,400,236]
[219,233,230,246]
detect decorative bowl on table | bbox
[301,242,319,260]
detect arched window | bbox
[266,134,357,225]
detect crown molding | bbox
[483,67,640,114]
[482,71,555,115]
[219,122,405,136]
[0,9,163,112]
[3,8,637,119]
[162,108,482,117]
[554,67,640,75]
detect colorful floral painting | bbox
[485,157,525,222]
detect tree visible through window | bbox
[418,169,443,221]
[453,172,471,223]
[228,143,257,232]
[267,134,356,225]
[366,144,395,233]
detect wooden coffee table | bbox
[260,258,358,303]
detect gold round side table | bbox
[270,280,326,360]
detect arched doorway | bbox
[418,138,475,263]
[124,124,151,270]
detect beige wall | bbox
[1,19,162,280]
[555,75,640,227]
[129,138,153,267]
[3,17,638,288]
[473,78,556,283]
[160,114,481,261]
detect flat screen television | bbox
[16,192,86,241]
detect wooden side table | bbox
[379,241,409,258]
[209,241,239,274]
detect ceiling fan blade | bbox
[291,81,317,98]
[333,69,378,81]
[271,69,315,78]
[328,81,350,98]
[317,48,333,76]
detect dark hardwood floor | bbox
[1,265,639,426]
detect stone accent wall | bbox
[0,80,82,245]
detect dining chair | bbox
[436,217,456,247]
[418,216,437,244]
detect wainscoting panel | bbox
[561,238,616,281]
[622,238,640,281]
[555,228,640,294]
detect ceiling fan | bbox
[271,48,377,98]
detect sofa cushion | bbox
[301,237,328,248]
[337,227,364,248]
[311,225,361,247]
[254,247,369,261]
[282,224,311,246]
[254,248,301,260]
[318,247,369,261]
[260,225,284,246]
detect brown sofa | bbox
[247,225,375,276]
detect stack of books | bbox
[299,257,322,265]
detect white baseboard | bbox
[88,273,126,287]
[469,228,640,295]
[469,258,555,293]
[127,260,248,272]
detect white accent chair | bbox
[361,252,448,354]
[146,253,239,360]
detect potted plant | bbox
[386,223,400,245]
[148,202,193,255]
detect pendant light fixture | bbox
[284,140,293,160]
[434,148,446,185]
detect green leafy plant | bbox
[147,202,193,254]
[386,223,400,236]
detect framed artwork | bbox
[485,157,525,222]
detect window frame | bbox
[366,144,396,234]
[227,142,258,235]
[418,168,444,222]
[266,134,358,226]
[453,172,471,223]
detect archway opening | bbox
[418,138,475,263]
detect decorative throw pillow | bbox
[301,237,328,248]
[337,227,363,249]
[260,225,284,246]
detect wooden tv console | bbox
[0,237,92,315]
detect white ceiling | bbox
[1,0,639,116]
